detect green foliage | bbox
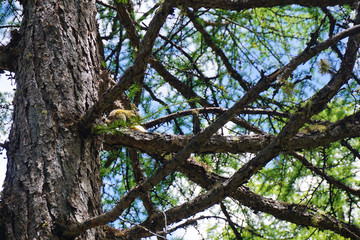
[93,116,140,135]
[0,1,21,41]
[0,91,12,136]
[95,2,360,239]
[101,150,181,225]
[1,0,358,239]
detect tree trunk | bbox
[1,1,106,239]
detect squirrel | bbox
[102,109,147,132]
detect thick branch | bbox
[79,0,176,133]
[104,111,360,154]
[181,0,358,11]
[114,1,140,48]
[289,151,360,197]
[231,187,360,239]
[207,25,360,197]
[149,57,212,107]
[185,9,249,90]
[119,156,360,239]
[113,25,360,239]
[128,149,159,216]
[65,54,271,238]
[68,15,360,238]
[0,30,21,72]
[144,107,289,128]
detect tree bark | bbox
[103,110,360,155]
[1,1,107,239]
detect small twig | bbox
[341,139,360,160]
[289,151,360,197]
[118,216,167,239]
[220,202,243,239]
[0,141,9,150]
[144,107,289,129]
[96,0,116,10]
[162,211,168,235]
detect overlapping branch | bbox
[95,19,360,239]
[181,0,358,11]
[144,107,289,128]
[117,155,360,239]
[289,151,360,197]
[104,111,360,154]
[185,8,249,90]
[79,0,176,133]
[62,0,176,236]
[80,1,360,239]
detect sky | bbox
[0,73,14,190]
[0,3,224,237]
[0,74,211,239]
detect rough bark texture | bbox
[1,1,106,239]
[182,0,359,10]
[0,0,360,239]
[103,111,360,155]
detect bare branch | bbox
[104,111,360,154]
[114,1,140,48]
[210,24,360,196]
[79,0,176,134]
[289,151,360,197]
[120,155,360,239]
[185,8,249,90]
[181,0,359,11]
[341,139,360,160]
[220,202,242,239]
[117,25,360,240]
[128,149,160,216]
[96,0,116,10]
[71,9,360,238]
[144,107,289,128]
[149,57,212,107]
